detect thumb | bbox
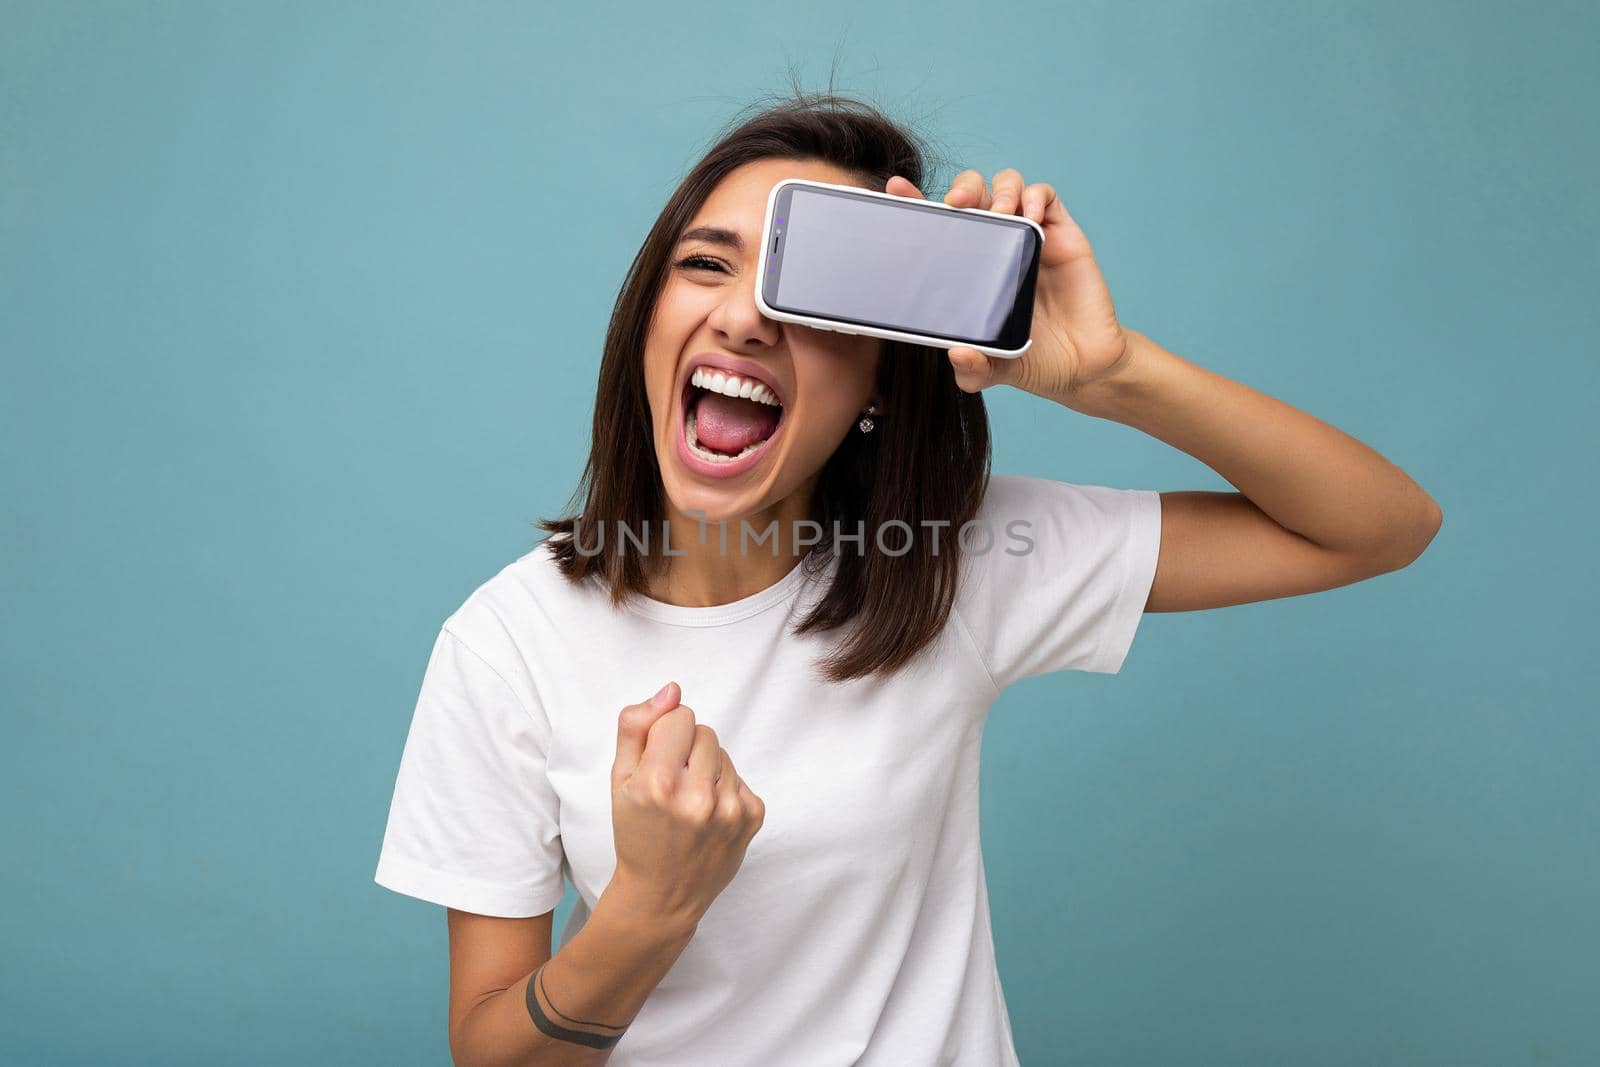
[612,681,679,781]
[948,347,1019,393]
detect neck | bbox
[643,484,819,607]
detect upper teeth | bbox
[691,367,781,406]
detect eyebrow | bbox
[675,225,746,252]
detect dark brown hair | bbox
[537,82,992,683]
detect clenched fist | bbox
[608,682,766,930]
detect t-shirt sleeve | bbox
[954,475,1162,689]
[374,625,567,918]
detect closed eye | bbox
[674,254,729,273]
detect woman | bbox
[374,91,1441,1066]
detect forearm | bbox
[452,885,698,1067]
[1060,328,1442,560]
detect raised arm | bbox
[881,168,1442,612]
[1062,328,1442,613]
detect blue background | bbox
[3,3,1596,1064]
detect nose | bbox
[707,274,781,350]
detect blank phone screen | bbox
[769,185,1036,346]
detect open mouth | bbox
[680,365,786,466]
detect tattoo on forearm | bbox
[525,962,629,1049]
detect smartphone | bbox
[755,177,1045,358]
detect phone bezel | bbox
[754,177,1045,359]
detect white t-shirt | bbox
[374,474,1162,1066]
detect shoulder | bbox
[966,474,1135,549]
[976,473,1159,545]
[976,472,1137,519]
[974,472,1054,520]
[438,538,606,677]
[958,474,1157,589]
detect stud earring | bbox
[858,404,879,434]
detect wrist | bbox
[1057,327,1157,419]
[599,875,701,947]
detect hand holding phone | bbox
[882,168,1135,402]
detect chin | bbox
[662,473,767,526]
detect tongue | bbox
[694,391,780,454]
